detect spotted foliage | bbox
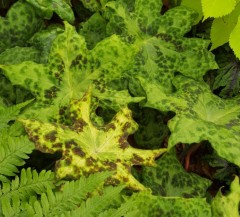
[0,22,142,121]
[20,89,166,191]
[104,0,218,95]
[141,75,240,167]
[141,149,211,197]
[0,1,43,53]
[26,0,74,23]
[120,191,212,217]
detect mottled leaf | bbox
[0,1,43,53]
[26,0,75,23]
[79,13,107,49]
[0,47,41,64]
[105,1,217,95]
[212,176,240,217]
[20,89,166,191]
[122,191,212,217]
[140,75,240,167]
[0,22,141,121]
[142,149,211,197]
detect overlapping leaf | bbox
[20,89,166,191]
[142,149,211,197]
[26,0,75,23]
[104,0,217,94]
[212,176,240,217]
[0,1,43,53]
[140,75,240,167]
[118,191,212,217]
[0,22,142,121]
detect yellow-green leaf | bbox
[202,0,237,19]
[229,15,240,59]
[210,2,240,50]
[20,89,166,191]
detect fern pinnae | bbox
[0,100,33,131]
[17,171,112,216]
[76,185,125,217]
[0,168,55,203]
[0,133,34,180]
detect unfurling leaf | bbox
[20,89,166,191]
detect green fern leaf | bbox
[0,100,33,131]
[76,185,124,217]
[0,168,55,202]
[229,16,240,59]
[202,0,237,19]
[15,172,112,216]
[0,132,34,180]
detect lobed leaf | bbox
[119,191,212,217]
[20,89,166,191]
[0,22,140,121]
[140,75,240,167]
[26,0,75,23]
[0,1,43,53]
[142,149,211,197]
[105,1,217,96]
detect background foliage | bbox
[0,0,239,216]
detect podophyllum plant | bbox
[0,0,239,216]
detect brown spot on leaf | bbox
[65,140,78,149]
[44,131,57,142]
[119,136,129,149]
[131,154,144,165]
[73,120,87,132]
[103,161,117,170]
[65,157,72,165]
[52,142,63,149]
[105,123,116,131]
[123,122,131,131]
[73,147,86,157]
[86,157,96,166]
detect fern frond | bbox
[0,132,34,180]
[0,100,33,130]
[0,168,55,202]
[15,172,112,216]
[75,185,124,217]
